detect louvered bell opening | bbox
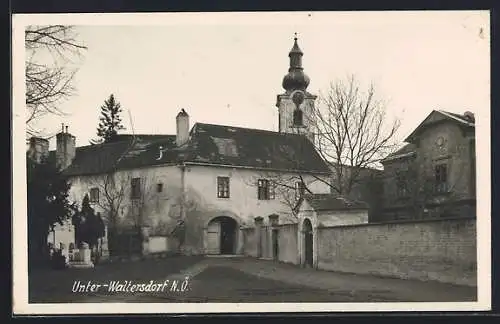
[293,108,304,127]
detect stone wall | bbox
[243,223,299,264]
[242,227,257,257]
[261,226,271,259]
[316,217,476,286]
[277,223,299,264]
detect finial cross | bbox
[294,32,298,40]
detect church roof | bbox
[53,123,331,177]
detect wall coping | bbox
[317,215,476,230]
[382,198,476,212]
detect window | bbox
[295,181,305,200]
[293,109,303,127]
[269,182,276,200]
[434,164,448,193]
[257,179,276,200]
[396,172,408,198]
[217,176,230,198]
[156,182,163,193]
[212,137,238,157]
[396,181,408,198]
[131,177,141,199]
[89,187,99,203]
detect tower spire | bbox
[282,34,310,92]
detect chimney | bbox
[176,109,190,147]
[56,123,76,170]
[27,137,49,163]
[463,111,475,123]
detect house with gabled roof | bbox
[380,109,476,221]
[28,37,368,258]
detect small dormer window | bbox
[212,137,238,157]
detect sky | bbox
[16,11,490,149]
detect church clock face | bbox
[291,90,305,107]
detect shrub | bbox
[50,250,67,270]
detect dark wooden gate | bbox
[304,219,313,267]
[272,229,279,261]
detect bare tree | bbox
[246,75,397,219]
[91,172,129,230]
[25,25,87,137]
[244,138,323,221]
[248,171,314,218]
[311,75,400,196]
[129,175,157,230]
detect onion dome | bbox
[282,36,310,92]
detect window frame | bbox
[257,179,276,200]
[293,108,304,127]
[395,171,409,198]
[217,176,230,199]
[434,163,448,194]
[131,177,142,199]
[156,182,163,193]
[89,187,99,203]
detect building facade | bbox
[380,110,476,221]
[27,35,477,264]
[27,37,340,257]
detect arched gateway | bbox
[206,216,238,255]
[303,218,314,267]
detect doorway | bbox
[206,216,237,255]
[272,229,279,261]
[303,218,313,267]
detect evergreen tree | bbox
[27,155,77,267]
[73,194,105,251]
[91,94,126,144]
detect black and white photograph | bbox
[12,11,491,314]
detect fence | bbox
[107,228,143,257]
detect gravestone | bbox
[67,242,94,269]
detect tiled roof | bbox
[302,193,368,211]
[57,123,331,177]
[184,123,330,173]
[59,135,178,176]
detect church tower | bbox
[276,35,317,143]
